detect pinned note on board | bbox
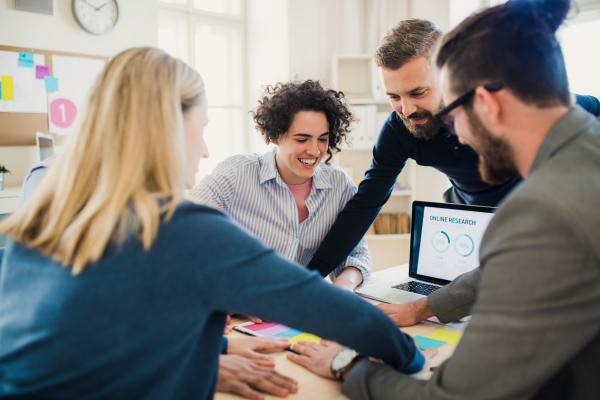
[0,76,15,100]
[44,76,58,92]
[36,65,50,79]
[18,52,34,68]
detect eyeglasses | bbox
[435,83,504,133]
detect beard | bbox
[398,99,444,140]
[467,110,520,185]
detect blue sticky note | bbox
[45,76,58,92]
[414,335,446,350]
[271,328,303,339]
[0,82,2,99]
[18,52,34,68]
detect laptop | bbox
[356,200,496,304]
[36,132,54,162]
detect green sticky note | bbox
[426,330,463,345]
[414,335,446,350]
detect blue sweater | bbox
[306,95,600,276]
[0,202,422,399]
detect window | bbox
[561,11,600,98]
[158,0,246,179]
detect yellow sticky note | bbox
[1,76,14,100]
[426,330,463,345]
[289,332,321,346]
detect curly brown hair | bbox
[250,79,355,164]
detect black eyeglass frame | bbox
[434,83,504,132]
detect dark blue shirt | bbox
[307,95,600,276]
[0,202,422,399]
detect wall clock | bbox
[72,0,119,35]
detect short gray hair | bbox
[374,19,442,70]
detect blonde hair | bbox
[0,47,205,274]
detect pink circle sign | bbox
[50,99,77,128]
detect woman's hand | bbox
[332,267,363,292]
[224,312,264,335]
[217,354,298,400]
[228,336,292,362]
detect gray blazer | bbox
[342,106,600,400]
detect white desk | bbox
[216,265,464,400]
[0,186,21,214]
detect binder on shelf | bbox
[348,105,377,150]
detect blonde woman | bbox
[0,48,429,399]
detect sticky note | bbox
[271,328,303,339]
[36,65,50,79]
[45,76,58,92]
[426,330,463,346]
[414,335,446,350]
[18,52,34,68]
[289,332,321,346]
[0,76,15,100]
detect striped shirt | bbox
[186,148,372,283]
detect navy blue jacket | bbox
[307,95,600,276]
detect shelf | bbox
[366,234,410,240]
[0,187,22,198]
[348,98,390,105]
[390,190,412,197]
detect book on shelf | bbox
[370,213,410,235]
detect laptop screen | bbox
[409,201,496,285]
[36,133,54,162]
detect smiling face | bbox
[272,110,329,186]
[183,93,210,189]
[380,57,444,140]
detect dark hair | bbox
[251,80,355,164]
[436,0,571,108]
[374,19,442,70]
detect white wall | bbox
[246,0,290,154]
[0,0,158,187]
[0,0,157,56]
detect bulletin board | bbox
[0,45,108,146]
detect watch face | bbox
[332,348,358,371]
[72,0,119,35]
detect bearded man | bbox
[306,19,600,323]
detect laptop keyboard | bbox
[392,281,441,296]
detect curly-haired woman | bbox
[188,80,371,291]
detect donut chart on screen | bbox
[431,231,450,253]
[454,233,475,257]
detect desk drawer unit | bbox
[0,187,21,214]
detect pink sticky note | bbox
[243,322,280,332]
[36,65,50,80]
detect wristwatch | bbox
[331,348,366,381]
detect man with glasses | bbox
[306,18,599,327]
[290,0,600,398]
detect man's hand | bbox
[288,339,439,380]
[286,340,345,379]
[332,266,363,292]
[228,336,292,362]
[376,298,434,327]
[217,354,298,400]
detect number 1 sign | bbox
[49,98,77,128]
